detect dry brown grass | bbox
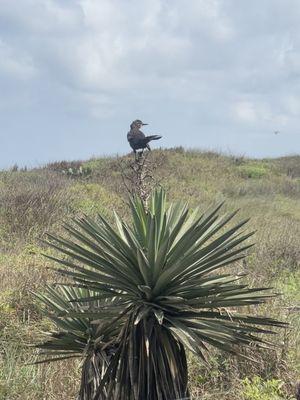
[0,170,74,250]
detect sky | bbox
[0,0,300,168]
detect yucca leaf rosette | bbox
[38,190,284,399]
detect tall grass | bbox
[0,170,73,250]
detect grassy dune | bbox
[0,148,299,399]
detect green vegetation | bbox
[0,148,299,399]
[238,163,269,179]
[241,376,287,400]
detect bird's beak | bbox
[142,123,148,126]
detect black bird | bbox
[127,120,162,155]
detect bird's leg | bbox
[146,144,151,151]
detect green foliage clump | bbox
[238,163,269,179]
[83,158,108,171]
[0,290,15,315]
[241,376,287,400]
[277,270,300,302]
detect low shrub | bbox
[238,164,269,179]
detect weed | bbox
[241,376,288,400]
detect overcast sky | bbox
[0,0,300,168]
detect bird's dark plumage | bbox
[127,120,162,153]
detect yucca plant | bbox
[34,285,120,399]
[38,189,285,399]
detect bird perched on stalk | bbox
[127,120,162,157]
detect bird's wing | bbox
[127,129,145,141]
[134,129,146,139]
[127,131,134,140]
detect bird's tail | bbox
[146,135,162,142]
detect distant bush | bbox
[238,164,269,179]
